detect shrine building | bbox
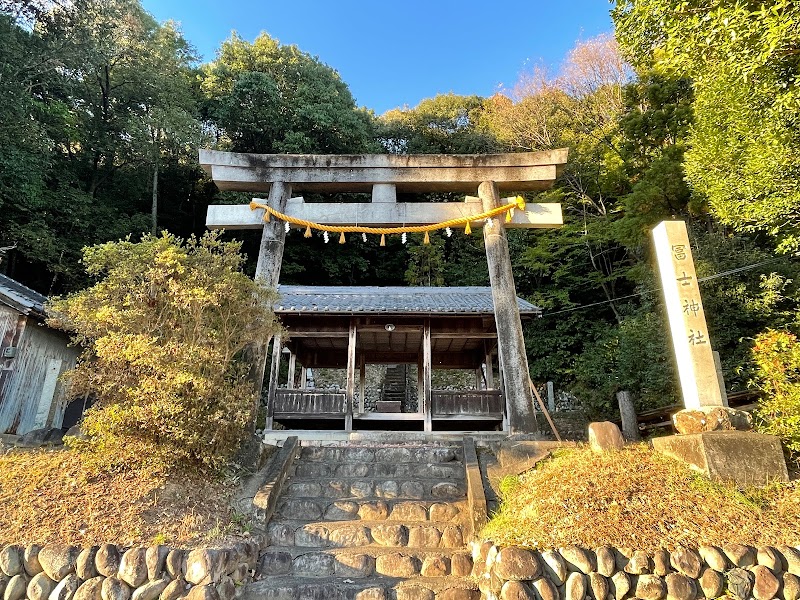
[200,149,568,436]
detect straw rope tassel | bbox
[423,231,430,245]
[248,196,524,241]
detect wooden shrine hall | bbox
[200,148,569,435]
[268,286,540,432]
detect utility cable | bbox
[541,256,788,318]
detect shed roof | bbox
[276,286,540,316]
[0,274,47,316]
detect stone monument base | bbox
[652,431,788,487]
[672,406,752,434]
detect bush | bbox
[571,308,678,419]
[48,231,279,473]
[752,329,800,466]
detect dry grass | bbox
[0,447,249,547]
[482,444,800,552]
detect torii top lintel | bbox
[200,149,568,230]
[199,149,568,194]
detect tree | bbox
[132,21,200,234]
[377,93,499,154]
[0,0,203,293]
[47,232,279,472]
[202,32,375,154]
[613,0,800,252]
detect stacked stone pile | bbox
[472,543,800,600]
[0,540,263,600]
[249,443,480,600]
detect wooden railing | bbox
[273,389,346,418]
[272,388,503,421]
[431,390,503,417]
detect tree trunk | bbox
[151,138,160,234]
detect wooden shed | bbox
[266,286,540,433]
[0,274,80,436]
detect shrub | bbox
[48,231,279,473]
[752,329,800,466]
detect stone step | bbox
[284,479,466,501]
[298,445,463,465]
[266,520,467,549]
[243,576,480,600]
[293,461,464,480]
[257,549,474,580]
[275,499,466,523]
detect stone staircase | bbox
[380,366,408,412]
[246,442,479,600]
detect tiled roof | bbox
[276,286,540,315]
[0,274,47,316]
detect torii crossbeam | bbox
[200,149,569,435]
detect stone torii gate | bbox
[200,149,568,435]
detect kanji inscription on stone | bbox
[652,221,725,409]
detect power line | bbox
[540,256,788,318]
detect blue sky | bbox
[141,0,614,115]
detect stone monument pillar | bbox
[652,221,725,409]
[650,221,787,485]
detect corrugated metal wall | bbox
[0,305,19,344]
[0,312,80,435]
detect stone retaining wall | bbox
[472,543,800,600]
[0,539,265,600]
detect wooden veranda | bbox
[266,286,540,432]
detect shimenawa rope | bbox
[248,196,526,245]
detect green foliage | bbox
[752,330,800,465]
[405,233,446,287]
[48,232,279,473]
[201,32,375,154]
[571,306,678,418]
[613,0,800,252]
[686,64,800,252]
[497,475,521,500]
[690,230,800,390]
[0,0,204,292]
[377,93,499,154]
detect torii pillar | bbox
[200,149,569,434]
[480,181,537,434]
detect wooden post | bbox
[265,334,282,431]
[484,345,494,389]
[345,320,356,431]
[479,180,538,435]
[358,355,366,414]
[417,357,424,414]
[287,352,296,389]
[300,366,308,389]
[423,319,432,432]
[617,390,640,441]
[713,351,729,406]
[497,345,506,429]
[251,181,293,429]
